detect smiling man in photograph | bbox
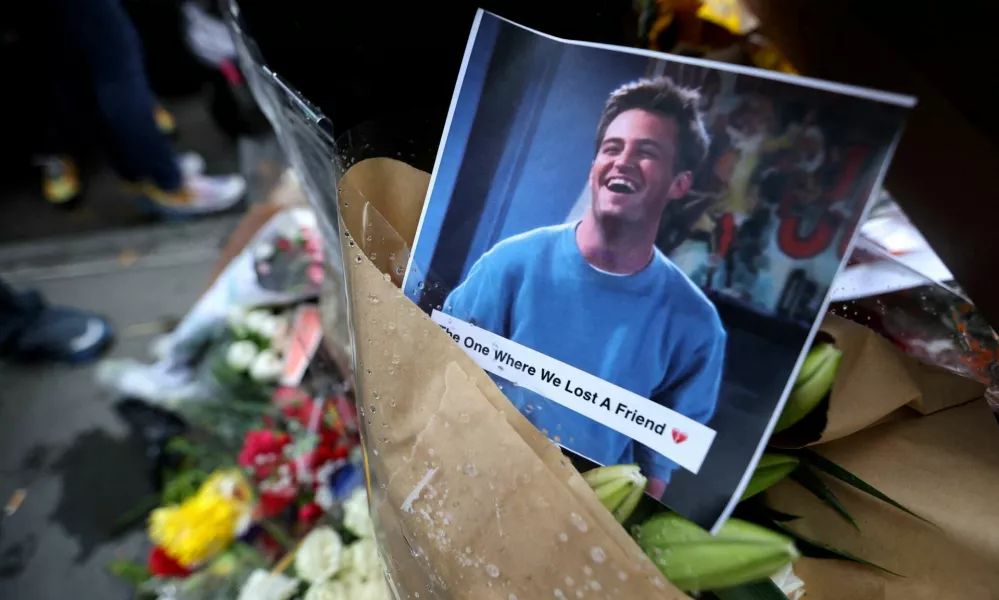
[444,76,727,498]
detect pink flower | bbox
[306,263,324,286]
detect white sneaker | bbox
[137,172,246,218]
[177,151,207,177]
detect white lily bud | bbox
[249,349,283,383]
[226,340,259,372]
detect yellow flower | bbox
[149,470,253,568]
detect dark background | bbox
[400,13,905,527]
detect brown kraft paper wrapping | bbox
[782,315,986,448]
[765,399,999,599]
[335,158,683,599]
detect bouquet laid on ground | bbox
[317,157,999,600]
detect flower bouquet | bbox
[319,156,999,600]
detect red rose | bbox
[258,484,297,518]
[148,546,192,578]
[298,502,323,524]
[239,430,291,480]
[276,237,293,252]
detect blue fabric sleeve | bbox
[636,325,726,483]
[443,250,513,338]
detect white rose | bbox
[227,307,249,333]
[258,315,289,345]
[770,563,806,600]
[249,350,283,384]
[237,569,299,600]
[226,340,259,372]
[295,526,344,584]
[345,538,382,582]
[343,488,374,539]
[244,310,273,337]
[302,580,350,600]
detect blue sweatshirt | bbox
[444,222,726,482]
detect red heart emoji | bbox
[671,429,688,444]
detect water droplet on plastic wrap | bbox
[465,547,472,554]
[457,413,470,424]
[575,590,584,598]
[395,266,404,275]
[554,589,566,599]
[570,513,588,533]
[344,231,351,238]
[462,463,478,477]
[509,595,518,600]
[564,576,574,586]
[370,404,377,413]
[355,255,362,263]
[589,580,602,591]
[387,322,396,330]
[366,368,372,375]
[486,565,500,578]
[617,571,628,581]
[558,532,569,542]
[383,273,392,282]
[417,281,424,289]
[370,252,378,260]
[590,547,605,563]
[349,240,356,247]
[415,593,420,598]
[389,398,397,407]
[583,566,593,577]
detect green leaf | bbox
[108,559,151,586]
[790,466,859,530]
[771,521,903,577]
[741,454,799,500]
[707,578,790,600]
[799,449,933,525]
[734,497,801,524]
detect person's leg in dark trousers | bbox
[43,0,246,216]
[47,0,182,190]
[0,278,113,364]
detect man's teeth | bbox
[606,177,637,193]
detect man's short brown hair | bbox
[595,76,710,174]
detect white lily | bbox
[770,563,806,600]
[249,350,283,384]
[226,340,259,373]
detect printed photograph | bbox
[405,11,909,529]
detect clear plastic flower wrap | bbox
[829,217,998,397]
